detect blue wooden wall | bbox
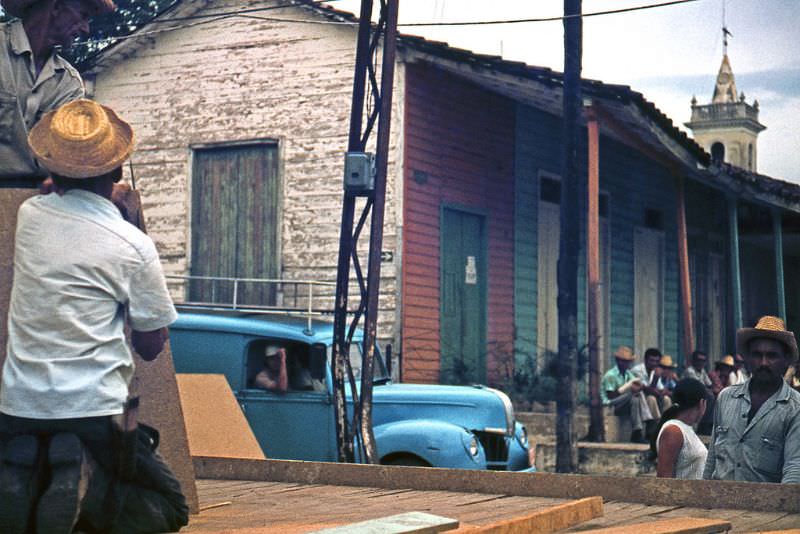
[513,103,683,371]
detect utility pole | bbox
[331,0,400,464]
[556,0,582,472]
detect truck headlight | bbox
[461,432,480,458]
[516,424,529,448]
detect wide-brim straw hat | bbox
[736,315,799,362]
[659,355,676,368]
[28,99,134,179]
[1,0,115,18]
[614,346,635,361]
[719,355,735,367]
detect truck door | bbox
[237,339,336,461]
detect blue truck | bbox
[169,311,533,471]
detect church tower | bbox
[685,33,765,172]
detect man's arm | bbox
[702,395,720,479]
[131,327,168,361]
[781,408,800,484]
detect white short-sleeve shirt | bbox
[1,189,177,418]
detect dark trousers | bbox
[0,413,188,533]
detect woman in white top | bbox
[650,378,708,479]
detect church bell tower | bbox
[685,29,765,172]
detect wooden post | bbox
[727,196,743,336]
[556,0,582,473]
[773,209,786,321]
[585,103,604,442]
[675,176,695,359]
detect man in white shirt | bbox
[0,100,187,533]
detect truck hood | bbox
[369,383,514,436]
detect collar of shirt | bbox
[8,19,68,89]
[731,378,794,404]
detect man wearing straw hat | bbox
[1,0,115,181]
[601,346,656,443]
[0,99,187,532]
[703,316,800,484]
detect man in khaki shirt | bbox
[0,0,114,182]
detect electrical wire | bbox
[399,0,702,27]
[73,0,703,49]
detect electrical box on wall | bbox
[343,152,375,194]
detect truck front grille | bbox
[474,431,508,470]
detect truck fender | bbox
[372,419,486,470]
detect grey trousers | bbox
[607,391,654,431]
[0,413,188,533]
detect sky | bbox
[335,0,800,183]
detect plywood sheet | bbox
[0,189,37,380]
[177,374,266,461]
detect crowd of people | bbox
[603,316,800,483]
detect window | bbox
[711,142,725,164]
[540,176,561,204]
[644,208,663,230]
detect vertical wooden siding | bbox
[402,63,515,384]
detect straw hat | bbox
[659,355,676,368]
[1,0,115,18]
[28,99,134,179]
[614,346,635,361]
[719,355,735,367]
[736,315,799,362]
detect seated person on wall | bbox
[253,344,288,393]
[658,355,679,394]
[730,353,749,385]
[601,346,656,444]
[631,347,672,420]
[682,350,716,435]
[708,355,735,397]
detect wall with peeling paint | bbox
[91,0,404,350]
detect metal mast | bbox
[331,0,400,464]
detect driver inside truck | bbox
[253,344,289,393]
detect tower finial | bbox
[722,0,732,55]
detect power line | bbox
[74,0,702,49]
[399,0,702,27]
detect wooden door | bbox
[707,252,726,359]
[440,208,486,384]
[537,201,560,368]
[191,143,280,305]
[634,227,664,357]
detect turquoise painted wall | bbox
[514,104,683,373]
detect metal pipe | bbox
[728,195,743,338]
[773,209,786,320]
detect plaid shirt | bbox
[703,379,800,484]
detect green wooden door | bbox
[440,208,486,384]
[191,144,280,305]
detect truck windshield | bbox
[327,341,390,383]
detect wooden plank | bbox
[309,511,458,534]
[193,457,800,513]
[466,496,602,534]
[177,374,266,460]
[579,517,731,534]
